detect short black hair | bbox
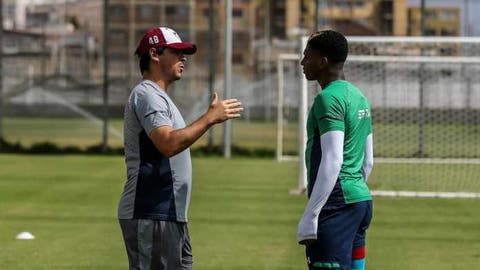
[138,47,165,74]
[307,30,348,64]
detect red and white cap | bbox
[135,27,197,56]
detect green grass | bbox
[374,123,480,158]
[369,162,480,193]
[2,117,124,148]
[0,154,480,269]
[2,117,479,158]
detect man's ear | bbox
[319,56,329,66]
[150,47,160,62]
[314,56,328,70]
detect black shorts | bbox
[119,219,193,270]
[305,200,373,270]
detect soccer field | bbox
[0,155,479,269]
[2,117,480,159]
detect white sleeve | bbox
[297,130,344,243]
[361,134,374,183]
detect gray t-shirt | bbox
[118,80,192,222]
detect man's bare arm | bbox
[150,93,243,157]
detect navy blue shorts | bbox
[305,200,373,270]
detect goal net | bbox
[278,36,480,198]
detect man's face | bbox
[158,48,187,81]
[300,46,325,81]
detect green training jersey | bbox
[305,80,372,204]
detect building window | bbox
[166,5,176,15]
[425,28,436,36]
[136,5,158,22]
[166,5,189,16]
[380,1,392,13]
[233,8,243,18]
[381,21,393,35]
[203,8,211,17]
[440,28,456,36]
[4,36,17,50]
[425,10,436,20]
[166,5,190,24]
[232,53,244,64]
[27,13,49,27]
[110,4,128,22]
[354,0,365,7]
[335,1,351,9]
[334,0,365,9]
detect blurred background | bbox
[1,1,480,269]
[1,0,479,152]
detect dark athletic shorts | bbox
[305,200,372,270]
[119,219,193,270]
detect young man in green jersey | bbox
[297,30,374,270]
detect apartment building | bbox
[195,0,253,74]
[408,6,460,36]
[299,0,408,36]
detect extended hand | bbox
[207,92,244,124]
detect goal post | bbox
[276,53,299,161]
[277,36,480,198]
[277,36,309,195]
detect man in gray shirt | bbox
[118,26,243,270]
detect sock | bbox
[351,246,366,270]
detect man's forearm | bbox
[149,94,242,157]
[161,114,214,157]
